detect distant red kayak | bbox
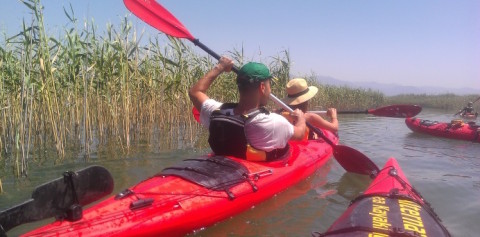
[22,131,337,237]
[314,157,451,237]
[405,117,480,142]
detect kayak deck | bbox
[23,131,337,237]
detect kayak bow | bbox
[314,157,451,237]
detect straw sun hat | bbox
[282,78,318,105]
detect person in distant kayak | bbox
[189,56,306,161]
[281,78,338,139]
[456,101,477,116]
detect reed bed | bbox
[0,0,385,180]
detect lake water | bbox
[2,108,479,236]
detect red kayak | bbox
[405,117,480,142]
[22,131,337,237]
[314,157,451,237]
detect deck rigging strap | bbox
[159,156,257,199]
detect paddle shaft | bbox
[474,96,480,104]
[310,104,423,118]
[191,39,239,73]
[310,110,368,115]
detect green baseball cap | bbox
[237,62,272,85]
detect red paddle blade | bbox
[192,107,200,122]
[124,0,195,40]
[368,104,422,118]
[333,145,380,176]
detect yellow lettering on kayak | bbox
[400,208,420,216]
[369,197,391,230]
[372,205,389,215]
[398,199,427,237]
[372,196,385,205]
[399,199,421,211]
[368,233,389,237]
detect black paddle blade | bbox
[333,145,380,176]
[369,104,422,118]
[0,166,113,232]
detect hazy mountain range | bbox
[315,75,480,96]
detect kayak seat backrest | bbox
[158,156,252,198]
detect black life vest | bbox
[208,103,289,161]
[464,106,474,114]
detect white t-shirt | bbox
[200,99,294,152]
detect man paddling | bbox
[189,56,306,161]
[456,101,478,117]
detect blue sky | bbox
[1,0,479,90]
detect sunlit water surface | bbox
[2,108,479,236]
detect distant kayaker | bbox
[189,56,306,161]
[281,78,338,138]
[456,101,477,116]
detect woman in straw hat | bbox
[282,78,338,138]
